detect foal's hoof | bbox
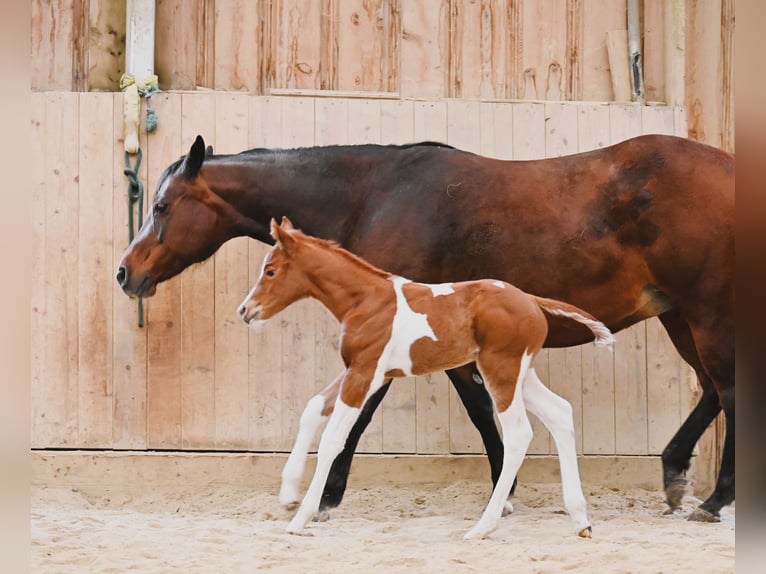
[688,507,721,523]
[502,500,514,517]
[463,520,497,540]
[578,526,592,539]
[664,477,688,511]
[283,501,300,511]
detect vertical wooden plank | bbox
[578,102,615,455]
[664,0,686,106]
[544,102,583,454]
[685,0,723,148]
[643,0,665,102]
[337,0,388,91]
[580,0,627,101]
[144,92,183,449]
[451,0,508,99]
[278,97,317,451]
[609,104,648,455]
[511,102,549,455]
[31,0,75,90]
[521,0,568,100]
[112,91,148,449]
[37,93,80,447]
[214,93,251,449]
[30,94,47,448]
[606,29,632,102]
[273,0,323,90]
[380,100,414,145]
[155,0,199,90]
[214,0,262,91]
[478,102,514,160]
[87,0,127,91]
[412,100,449,454]
[77,93,114,447]
[400,0,449,98]
[315,98,349,146]
[378,101,417,453]
[248,97,285,451]
[180,92,217,449]
[511,102,545,160]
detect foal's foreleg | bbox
[286,370,374,534]
[523,368,591,536]
[279,372,341,509]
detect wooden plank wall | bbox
[31,92,695,458]
[30,0,664,102]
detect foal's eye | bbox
[154,202,168,214]
[265,269,276,278]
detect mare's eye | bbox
[154,202,168,214]
[265,269,276,278]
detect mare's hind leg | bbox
[446,364,517,507]
[464,353,533,540]
[319,379,393,513]
[523,368,591,536]
[658,311,723,513]
[279,372,341,509]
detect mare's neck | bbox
[201,153,359,246]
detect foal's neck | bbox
[297,244,391,323]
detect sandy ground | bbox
[32,480,734,573]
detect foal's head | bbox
[238,217,310,323]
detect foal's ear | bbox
[280,216,295,231]
[269,217,280,241]
[182,135,206,179]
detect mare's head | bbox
[238,217,311,324]
[116,135,240,297]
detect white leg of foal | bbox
[286,399,360,534]
[523,368,591,537]
[279,394,329,509]
[465,363,533,540]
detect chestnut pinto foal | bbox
[239,218,614,539]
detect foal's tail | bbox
[533,296,616,349]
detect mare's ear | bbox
[280,216,295,231]
[205,145,214,157]
[182,135,206,179]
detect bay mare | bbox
[116,134,734,522]
[238,218,614,538]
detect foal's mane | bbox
[292,231,392,280]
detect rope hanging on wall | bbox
[120,73,160,327]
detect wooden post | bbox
[126,0,155,79]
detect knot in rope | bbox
[120,73,160,133]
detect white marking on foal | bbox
[492,281,505,289]
[465,351,534,540]
[384,277,438,376]
[542,307,615,348]
[279,395,329,508]
[428,282,455,297]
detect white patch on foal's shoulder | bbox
[428,282,455,297]
[492,281,506,289]
[382,277,438,376]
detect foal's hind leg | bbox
[279,373,341,509]
[523,368,591,536]
[464,353,533,540]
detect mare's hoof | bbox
[502,500,514,517]
[313,509,330,523]
[578,526,592,539]
[688,507,721,523]
[664,477,688,511]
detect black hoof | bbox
[664,476,688,511]
[688,507,721,523]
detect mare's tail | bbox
[533,296,616,349]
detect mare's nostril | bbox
[116,266,128,287]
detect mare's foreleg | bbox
[523,368,591,536]
[286,370,375,534]
[319,380,393,513]
[279,372,342,509]
[464,355,533,540]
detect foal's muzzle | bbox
[238,302,262,324]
